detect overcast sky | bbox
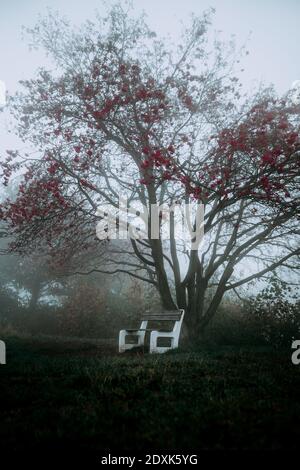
[1,0,300,153]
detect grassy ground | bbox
[0,335,300,455]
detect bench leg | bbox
[150,331,178,354]
[119,330,145,353]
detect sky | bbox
[0,0,300,152]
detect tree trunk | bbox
[28,283,41,314]
[184,303,205,344]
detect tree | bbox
[0,186,68,314]
[0,4,299,341]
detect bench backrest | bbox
[141,310,183,322]
[140,310,184,335]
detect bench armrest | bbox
[151,330,175,338]
[125,328,169,333]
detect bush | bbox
[56,279,154,338]
[202,302,265,347]
[244,279,300,348]
[202,280,300,348]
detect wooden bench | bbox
[119,309,185,354]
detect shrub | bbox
[200,279,299,348]
[244,279,300,348]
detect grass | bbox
[0,335,300,454]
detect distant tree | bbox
[0,249,64,313]
[0,186,67,312]
[0,4,299,340]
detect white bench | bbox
[119,309,185,354]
